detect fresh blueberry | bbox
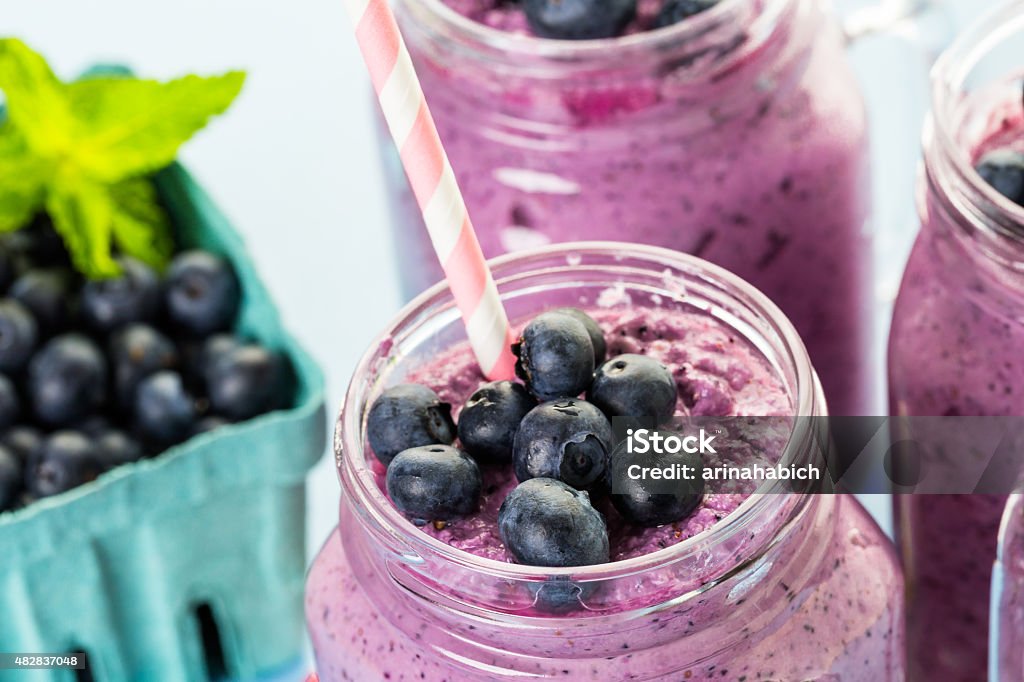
[588,354,677,428]
[134,371,197,446]
[9,268,74,335]
[192,415,230,436]
[513,311,595,401]
[0,299,38,372]
[498,478,609,566]
[80,257,161,333]
[655,0,718,27]
[28,334,107,426]
[0,215,71,274]
[608,437,705,526]
[366,384,456,466]
[0,244,15,293]
[0,374,19,430]
[386,444,482,520]
[165,250,241,336]
[95,430,144,469]
[522,0,636,40]
[513,399,614,489]
[0,444,21,510]
[529,575,598,613]
[72,414,113,438]
[2,425,42,465]
[976,149,1024,207]
[26,431,103,498]
[109,324,178,413]
[0,234,34,278]
[457,381,536,463]
[177,334,240,390]
[21,213,71,266]
[553,308,606,363]
[204,344,289,420]
[198,334,242,375]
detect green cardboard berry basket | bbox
[0,163,327,682]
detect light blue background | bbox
[1,0,996,677]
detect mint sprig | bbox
[0,38,245,278]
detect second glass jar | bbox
[888,4,1024,680]
[385,0,874,416]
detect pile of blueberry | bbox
[976,149,1024,208]
[522,0,719,41]
[0,217,292,514]
[367,308,706,570]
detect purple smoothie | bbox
[888,83,1024,679]
[388,0,873,416]
[307,248,903,679]
[394,307,790,564]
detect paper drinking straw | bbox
[343,0,517,380]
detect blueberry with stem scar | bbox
[498,477,609,567]
[589,353,677,428]
[458,381,536,463]
[367,384,456,466]
[513,398,614,489]
[386,444,482,520]
[26,431,103,499]
[513,311,595,401]
[608,436,705,527]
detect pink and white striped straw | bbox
[344,0,517,381]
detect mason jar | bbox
[308,243,904,680]
[992,493,1024,682]
[381,0,873,416]
[887,4,1024,680]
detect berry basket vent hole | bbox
[68,648,93,682]
[194,602,229,680]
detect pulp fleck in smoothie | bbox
[389,0,873,415]
[889,96,1024,680]
[308,302,903,680]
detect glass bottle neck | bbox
[394,0,820,128]
[920,4,1024,279]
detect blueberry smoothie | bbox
[306,245,902,680]
[387,0,873,415]
[399,306,790,567]
[887,18,1024,679]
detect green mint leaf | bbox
[0,127,49,231]
[46,181,121,279]
[0,38,73,156]
[66,71,246,181]
[0,39,245,278]
[108,177,174,270]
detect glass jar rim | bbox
[337,242,823,582]
[927,1,1024,241]
[397,0,790,62]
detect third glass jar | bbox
[888,4,1024,680]
[387,0,873,416]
